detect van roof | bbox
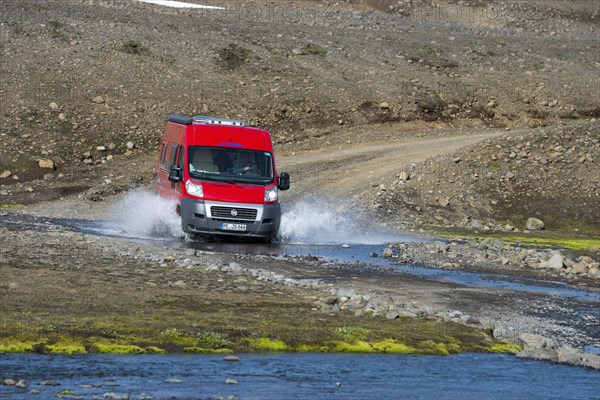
[165,114,273,152]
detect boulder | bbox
[556,346,582,365]
[546,253,564,269]
[525,217,544,230]
[571,262,587,275]
[382,248,393,258]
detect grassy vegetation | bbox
[431,226,600,251]
[121,40,149,55]
[302,43,327,56]
[215,43,251,69]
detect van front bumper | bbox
[180,198,281,238]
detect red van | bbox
[156,114,290,240]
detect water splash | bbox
[280,198,400,244]
[103,189,182,239]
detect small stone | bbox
[572,262,587,275]
[164,256,176,263]
[96,146,106,151]
[292,48,303,55]
[163,378,182,383]
[224,355,240,362]
[58,113,66,121]
[126,141,135,150]
[379,101,390,109]
[225,378,238,384]
[92,95,105,104]
[383,248,393,258]
[38,159,55,170]
[438,197,450,207]
[386,310,399,320]
[172,280,186,288]
[1,170,12,178]
[49,102,59,109]
[3,379,16,386]
[399,171,409,181]
[525,217,544,230]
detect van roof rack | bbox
[167,114,247,127]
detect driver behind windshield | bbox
[232,151,258,175]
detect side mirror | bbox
[278,172,290,191]
[168,164,183,182]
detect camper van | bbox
[156,114,290,240]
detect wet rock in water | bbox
[382,248,393,258]
[370,252,378,257]
[29,389,41,394]
[225,378,238,384]
[164,378,182,383]
[525,217,544,230]
[224,355,240,362]
[15,379,27,388]
[2,379,16,386]
[517,348,558,363]
[40,380,59,386]
[341,243,351,248]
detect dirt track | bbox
[280,129,502,200]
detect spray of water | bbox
[103,189,182,239]
[280,197,400,245]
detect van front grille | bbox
[211,206,257,221]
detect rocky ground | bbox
[1,0,599,378]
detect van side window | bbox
[159,143,167,165]
[177,145,184,169]
[170,144,178,166]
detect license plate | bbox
[220,223,247,231]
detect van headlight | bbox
[264,186,278,202]
[185,180,204,198]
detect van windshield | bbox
[188,146,274,185]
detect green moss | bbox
[91,343,147,354]
[146,346,167,354]
[248,338,290,351]
[326,340,376,353]
[490,342,521,354]
[0,340,41,353]
[0,203,25,209]
[295,344,330,352]
[46,342,87,354]
[183,347,233,354]
[58,390,76,396]
[371,339,415,354]
[490,161,502,168]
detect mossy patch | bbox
[0,339,44,353]
[326,340,376,353]
[183,347,233,354]
[371,339,416,354]
[337,326,371,342]
[146,346,167,354]
[90,342,146,354]
[46,342,87,355]
[490,342,521,354]
[248,338,289,352]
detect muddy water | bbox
[1,353,599,399]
